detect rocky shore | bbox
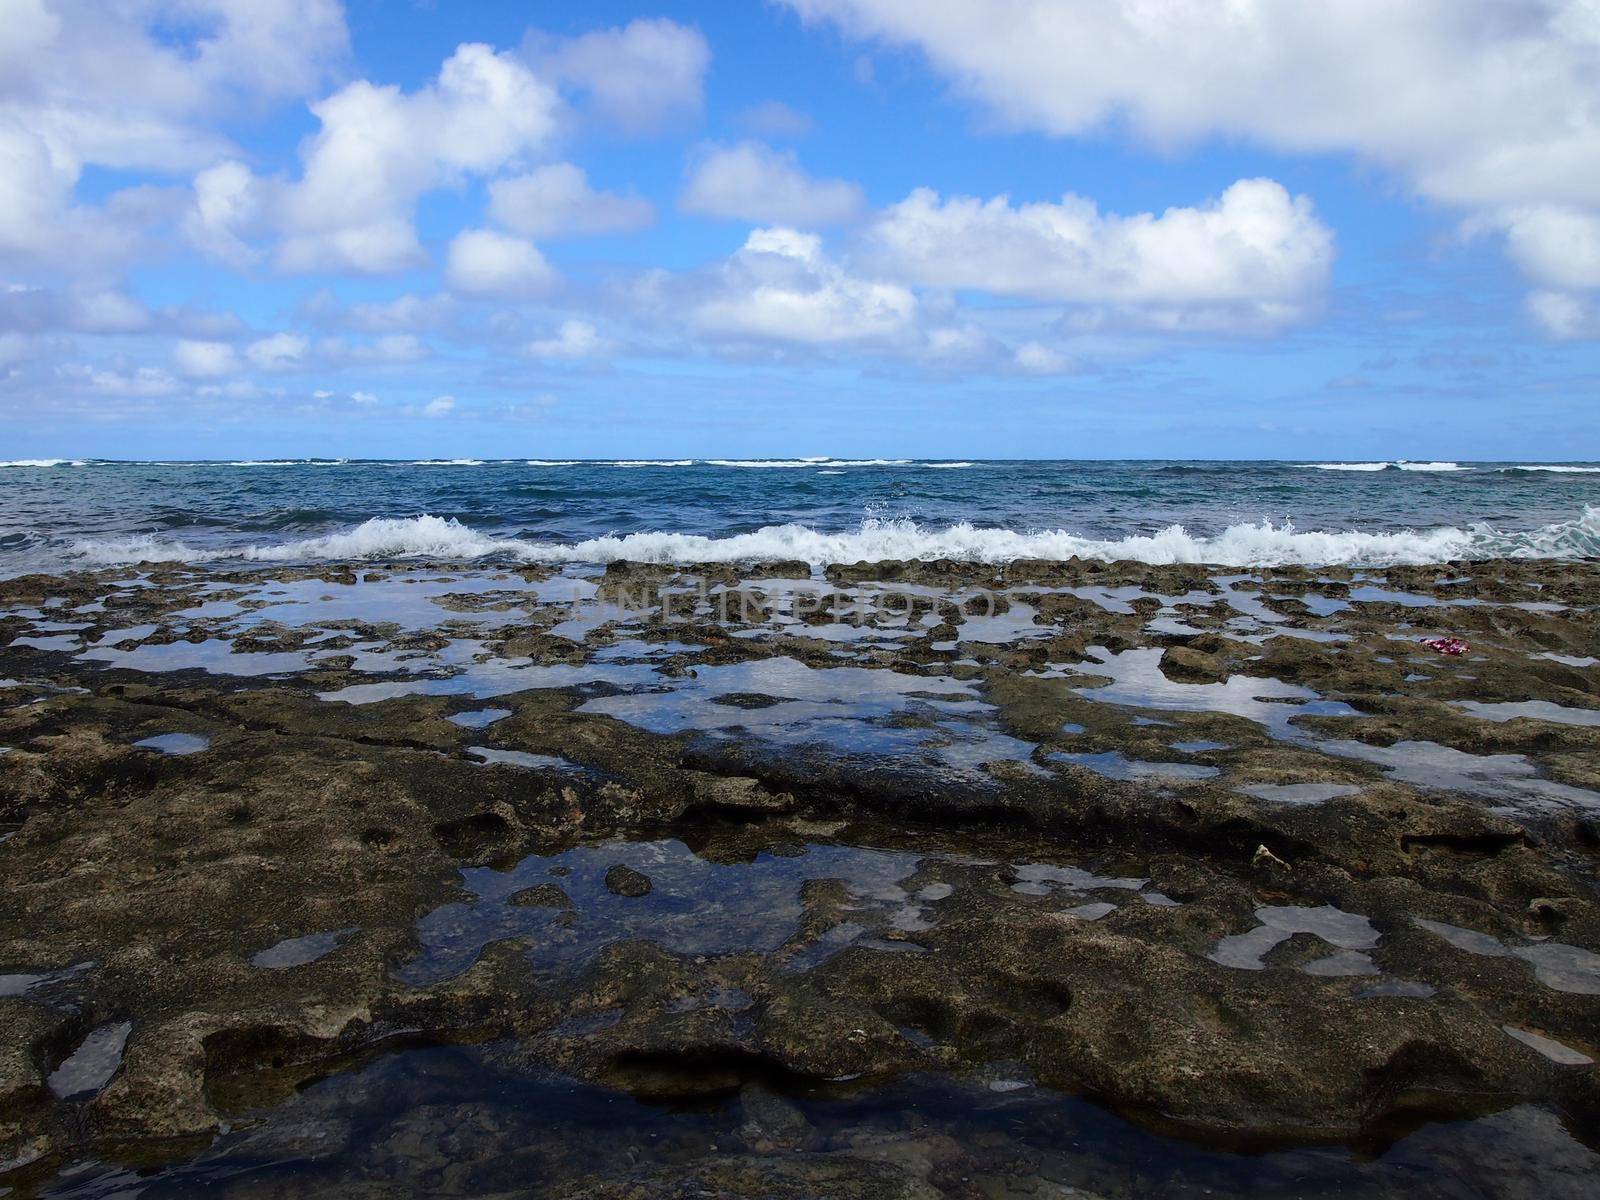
[1,556,1598,1197]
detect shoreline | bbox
[2,556,1598,1195]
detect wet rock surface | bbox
[0,557,1597,1197]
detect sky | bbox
[2,0,1599,461]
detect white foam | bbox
[1395,461,1465,471]
[411,459,484,466]
[612,459,695,467]
[63,506,1600,568]
[925,461,974,469]
[1497,464,1600,474]
[525,460,580,466]
[707,459,834,468]
[1,459,77,468]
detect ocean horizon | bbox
[3,457,1597,572]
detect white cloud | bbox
[783,0,1600,334]
[525,319,612,360]
[781,0,1600,209]
[1012,341,1073,374]
[1,0,346,172]
[866,178,1332,329]
[487,164,653,238]
[273,43,562,273]
[183,161,263,267]
[532,18,710,133]
[445,229,559,299]
[319,333,431,366]
[245,332,309,370]
[341,293,459,335]
[424,394,455,417]
[0,1,346,274]
[1494,205,1600,292]
[59,362,179,397]
[172,339,239,378]
[691,227,918,345]
[1527,290,1600,339]
[681,142,864,227]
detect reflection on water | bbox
[37,1047,1600,1200]
[395,838,934,986]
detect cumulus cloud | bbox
[865,178,1332,330]
[172,339,239,378]
[530,18,710,134]
[245,332,309,371]
[1,1,347,274]
[183,161,263,267]
[681,142,865,227]
[1526,290,1600,339]
[445,229,559,299]
[487,164,653,238]
[273,44,562,273]
[690,227,917,345]
[782,0,1600,333]
[424,394,456,417]
[1494,205,1600,293]
[525,319,613,360]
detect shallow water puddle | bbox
[1323,739,1600,810]
[1046,750,1219,782]
[318,658,659,704]
[133,732,210,755]
[1502,1026,1594,1067]
[578,656,1039,774]
[1209,905,1379,971]
[1065,646,1357,741]
[250,927,358,969]
[466,747,583,772]
[176,573,593,633]
[448,707,513,729]
[47,1021,132,1099]
[0,960,95,999]
[47,1043,1600,1199]
[1456,699,1600,726]
[395,838,937,986]
[1237,782,1364,805]
[1538,652,1598,667]
[1415,919,1600,994]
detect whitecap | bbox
[411,459,484,466]
[707,459,834,468]
[1301,462,1390,472]
[62,506,1600,568]
[1395,461,1466,471]
[1496,464,1600,474]
[612,460,695,467]
[0,459,69,468]
[924,462,975,469]
[525,460,580,466]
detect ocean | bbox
[3,457,1597,572]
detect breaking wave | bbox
[1496,465,1600,474]
[63,507,1600,568]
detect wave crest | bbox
[63,507,1600,568]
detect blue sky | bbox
[3,0,1598,460]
